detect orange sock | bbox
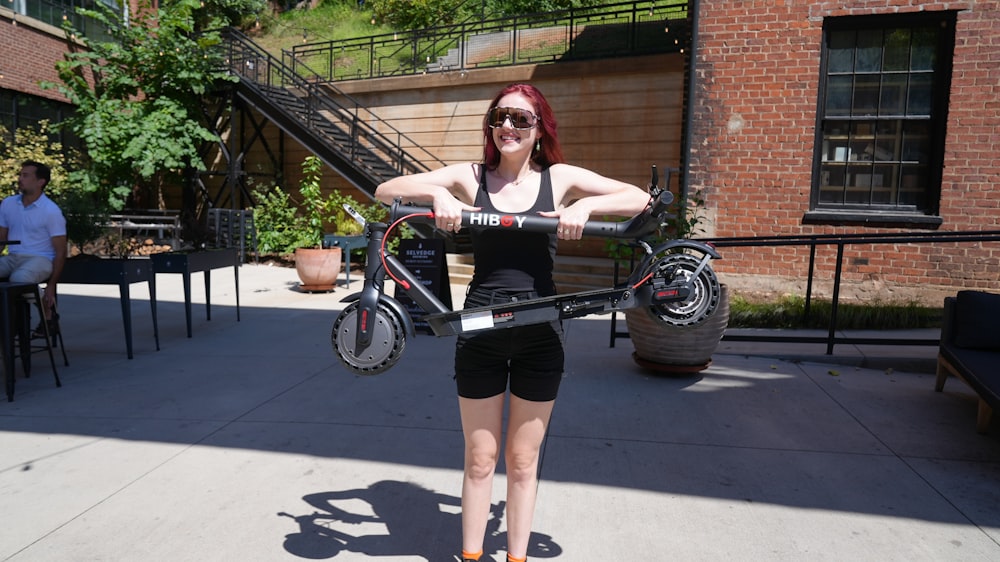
[507,555,527,562]
[461,550,482,561]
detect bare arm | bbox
[541,163,652,239]
[374,163,481,233]
[43,234,67,312]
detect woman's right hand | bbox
[433,193,478,233]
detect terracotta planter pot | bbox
[294,247,343,292]
[625,284,730,374]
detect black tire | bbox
[331,301,406,375]
[645,252,721,327]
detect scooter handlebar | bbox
[389,189,672,240]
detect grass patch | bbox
[728,294,943,330]
[250,3,392,55]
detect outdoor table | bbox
[60,258,160,359]
[150,248,241,337]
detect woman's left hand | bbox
[538,205,589,240]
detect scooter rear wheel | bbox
[331,301,406,375]
[645,252,721,327]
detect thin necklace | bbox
[492,168,534,186]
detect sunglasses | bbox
[487,106,539,130]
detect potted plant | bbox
[254,156,415,292]
[250,156,342,292]
[620,183,730,374]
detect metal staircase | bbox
[220,28,445,205]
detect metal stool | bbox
[20,292,69,369]
[2,282,61,401]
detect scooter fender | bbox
[340,292,417,339]
[648,239,722,260]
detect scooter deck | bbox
[422,285,645,337]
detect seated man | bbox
[0,161,67,337]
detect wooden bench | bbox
[935,291,1000,433]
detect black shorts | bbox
[454,288,564,401]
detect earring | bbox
[535,140,541,152]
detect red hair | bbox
[482,83,565,170]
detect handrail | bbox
[289,0,688,82]
[696,230,1000,353]
[222,28,447,182]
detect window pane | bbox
[874,120,900,161]
[828,30,855,72]
[900,164,928,206]
[901,121,929,162]
[907,73,933,115]
[852,75,880,116]
[911,28,938,71]
[826,75,853,116]
[883,28,911,71]
[855,29,883,72]
[879,74,907,115]
[820,164,846,191]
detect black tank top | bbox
[470,167,558,294]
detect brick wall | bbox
[692,1,1000,303]
[0,8,74,103]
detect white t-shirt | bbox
[0,193,67,260]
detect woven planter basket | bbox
[625,284,729,374]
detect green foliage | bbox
[728,294,943,330]
[485,0,606,18]
[252,184,315,255]
[371,0,461,29]
[297,155,329,248]
[252,156,408,256]
[0,122,76,199]
[369,0,607,30]
[42,0,239,210]
[55,189,112,252]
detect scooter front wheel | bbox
[331,301,406,375]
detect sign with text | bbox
[393,239,452,333]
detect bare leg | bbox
[503,395,555,558]
[459,394,505,555]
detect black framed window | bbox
[809,12,955,224]
[0,89,79,153]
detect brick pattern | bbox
[0,11,73,102]
[692,1,1000,295]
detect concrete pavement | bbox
[1,263,998,561]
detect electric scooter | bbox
[331,166,722,375]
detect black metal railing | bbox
[288,0,688,82]
[222,28,446,191]
[703,230,1000,353]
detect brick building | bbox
[689,1,1000,303]
[0,4,76,138]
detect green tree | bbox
[42,0,263,212]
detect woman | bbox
[375,83,650,562]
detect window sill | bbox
[803,210,943,229]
